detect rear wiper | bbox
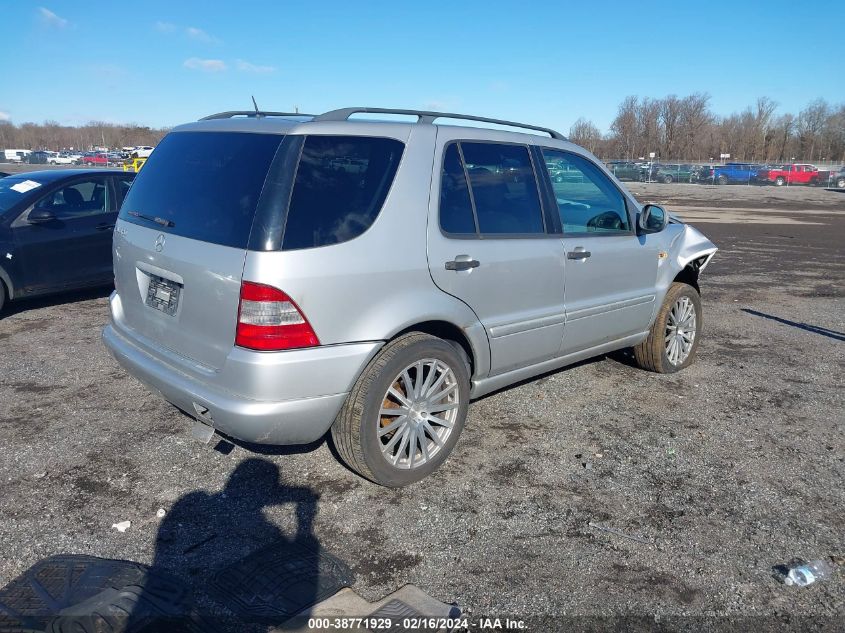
[127,211,175,228]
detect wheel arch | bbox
[391,319,486,379]
[0,264,14,300]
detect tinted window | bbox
[34,178,110,219]
[541,149,630,233]
[115,175,134,206]
[460,142,544,234]
[439,144,476,234]
[281,136,404,250]
[119,131,284,248]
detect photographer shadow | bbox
[129,457,348,632]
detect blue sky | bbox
[1,1,841,133]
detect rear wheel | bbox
[331,332,470,487]
[633,282,702,374]
[662,174,674,184]
[717,174,728,185]
[838,177,845,189]
[775,176,786,186]
[0,281,6,314]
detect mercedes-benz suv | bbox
[103,107,717,487]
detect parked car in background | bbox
[79,152,110,166]
[757,163,826,186]
[707,163,762,184]
[606,161,645,181]
[28,151,53,165]
[3,149,32,163]
[131,146,154,158]
[654,164,700,184]
[102,106,717,487]
[0,169,136,313]
[48,152,77,165]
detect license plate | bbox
[145,275,181,316]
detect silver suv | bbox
[103,107,717,487]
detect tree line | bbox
[570,95,844,164]
[2,96,843,164]
[0,120,169,152]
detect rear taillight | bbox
[235,281,319,351]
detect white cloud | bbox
[183,57,227,72]
[38,7,69,28]
[186,26,220,43]
[154,21,176,33]
[0,111,10,122]
[236,59,276,74]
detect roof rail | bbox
[199,111,314,121]
[314,107,566,140]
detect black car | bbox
[27,151,52,165]
[0,169,135,312]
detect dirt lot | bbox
[0,181,843,630]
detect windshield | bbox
[0,176,46,213]
[119,131,284,249]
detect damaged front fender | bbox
[654,221,718,304]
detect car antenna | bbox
[251,95,260,117]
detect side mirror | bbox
[638,204,667,234]
[28,207,56,224]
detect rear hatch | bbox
[113,130,285,369]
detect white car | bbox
[131,146,154,158]
[48,152,76,165]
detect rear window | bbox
[119,131,284,248]
[281,136,404,251]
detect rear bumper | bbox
[102,319,382,445]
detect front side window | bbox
[281,136,404,250]
[34,178,110,219]
[541,149,630,234]
[460,142,544,235]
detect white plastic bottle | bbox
[785,560,835,587]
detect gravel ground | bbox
[0,181,843,630]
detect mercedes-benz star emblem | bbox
[154,234,166,252]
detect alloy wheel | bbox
[665,296,697,366]
[378,359,460,470]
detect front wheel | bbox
[633,282,702,373]
[775,176,785,186]
[331,332,470,487]
[717,175,728,185]
[662,174,674,184]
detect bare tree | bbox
[569,118,602,154]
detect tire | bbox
[837,178,845,189]
[633,282,702,374]
[331,332,471,487]
[662,174,673,184]
[0,280,6,315]
[775,176,785,186]
[717,175,728,185]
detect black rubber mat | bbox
[0,555,194,633]
[366,600,423,632]
[208,540,353,623]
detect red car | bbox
[79,152,110,166]
[757,163,827,186]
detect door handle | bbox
[96,223,115,231]
[445,256,480,271]
[567,250,591,260]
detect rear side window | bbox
[119,131,284,248]
[281,136,404,250]
[439,144,476,234]
[459,142,544,235]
